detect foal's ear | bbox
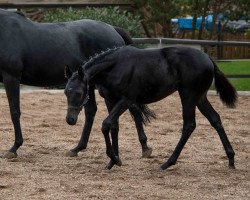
[64,65,72,79]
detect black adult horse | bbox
[0,9,152,159]
[65,45,237,170]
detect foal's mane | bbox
[81,46,124,71]
[15,10,27,18]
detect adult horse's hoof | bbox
[142,147,153,158]
[106,157,122,170]
[65,150,78,157]
[1,151,17,159]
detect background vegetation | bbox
[217,61,250,91]
[128,0,249,39]
[43,7,144,37]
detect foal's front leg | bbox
[66,87,97,157]
[101,98,128,169]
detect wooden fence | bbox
[175,32,250,60]
[0,0,131,8]
[221,33,250,59]
[132,38,250,59]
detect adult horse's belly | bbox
[20,64,66,87]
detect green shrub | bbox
[43,7,143,37]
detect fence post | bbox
[217,21,223,59]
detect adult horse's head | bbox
[64,66,89,125]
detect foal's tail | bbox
[211,59,238,108]
[130,104,157,125]
[113,26,134,45]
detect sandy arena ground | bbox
[0,90,249,200]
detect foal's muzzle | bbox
[66,117,76,125]
[66,107,81,125]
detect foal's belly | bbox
[137,87,177,104]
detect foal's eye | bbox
[75,92,82,97]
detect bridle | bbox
[68,83,90,111]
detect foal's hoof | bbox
[160,161,175,170]
[65,150,78,157]
[229,163,236,169]
[1,151,17,159]
[142,147,153,158]
[106,157,122,170]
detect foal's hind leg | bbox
[129,107,152,158]
[161,91,196,170]
[197,97,235,169]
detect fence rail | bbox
[132,38,250,47]
[133,37,250,60]
[226,75,250,78]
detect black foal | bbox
[65,46,237,170]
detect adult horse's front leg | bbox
[66,87,97,157]
[101,98,128,169]
[1,72,23,158]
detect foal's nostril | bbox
[66,116,76,125]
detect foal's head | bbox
[64,66,89,125]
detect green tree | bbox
[130,0,183,37]
[131,0,249,39]
[43,7,144,37]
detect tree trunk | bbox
[192,14,197,39]
[191,0,199,39]
[198,0,210,39]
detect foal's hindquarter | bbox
[91,46,235,169]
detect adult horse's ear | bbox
[64,65,72,79]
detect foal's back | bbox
[100,46,215,104]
